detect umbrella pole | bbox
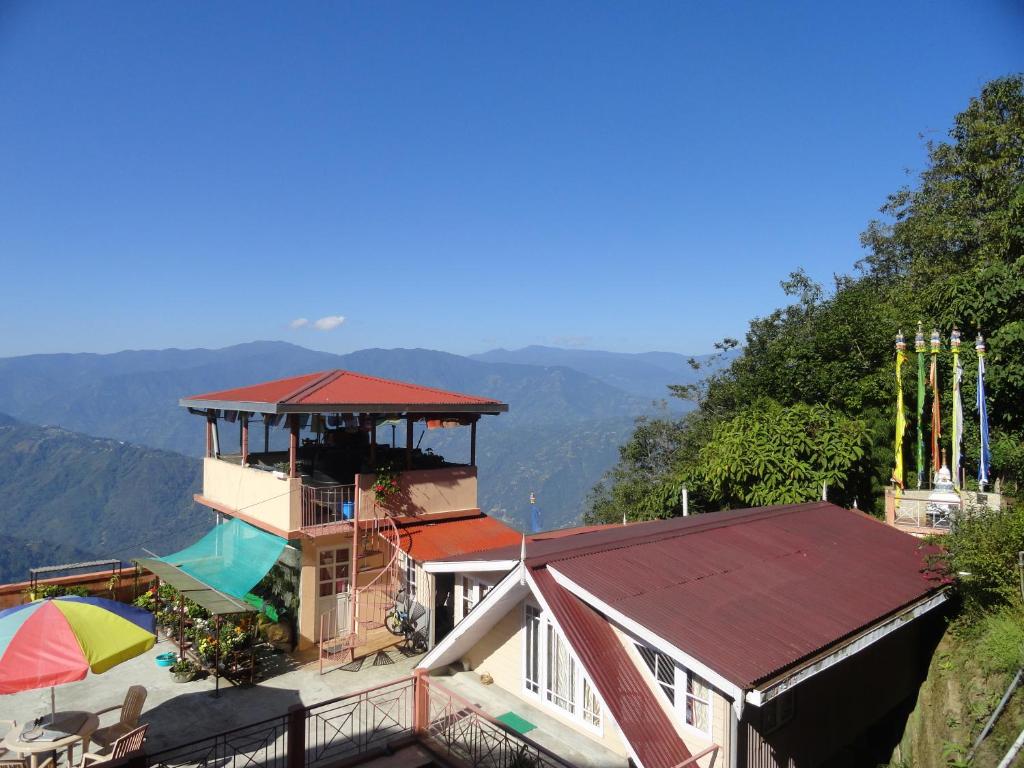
[49,686,55,725]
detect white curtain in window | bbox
[546,623,576,713]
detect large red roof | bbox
[180,370,508,415]
[397,514,523,562]
[532,502,942,688]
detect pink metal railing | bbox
[301,484,356,535]
[319,504,403,672]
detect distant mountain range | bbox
[471,345,726,403]
[0,341,712,576]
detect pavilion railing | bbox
[300,484,356,535]
[140,674,575,768]
[893,496,959,530]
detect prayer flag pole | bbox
[892,331,907,491]
[915,323,926,489]
[977,333,991,491]
[951,328,964,490]
[929,328,942,477]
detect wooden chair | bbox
[90,686,147,750]
[79,724,148,767]
[0,757,54,768]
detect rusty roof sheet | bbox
[532,569,692,768]
[180,370,508,415]
[398,514,523,562]
[540,502,942,688]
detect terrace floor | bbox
[0,642,625,768]
[0,637,423,755]
[435,671,628,768]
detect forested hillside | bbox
[0,415,204,582]
[0,344,660,530]
[589,75,1024,522]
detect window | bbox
[685,673,711,733]
[761,689,795,734]
[635,641,712,736]
[583,678,602,727]
[546,622,576,713]
[460,576,492,620]
[461,576,477,617]
[522,603,600,729]
[403,553,417,603]
[636,643,676,704]
[525,605,541,694]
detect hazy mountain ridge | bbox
[470,345,731,403]
[0,342,700,544]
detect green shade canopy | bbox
[135,518,288,616]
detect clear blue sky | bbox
[0,2,1020,358]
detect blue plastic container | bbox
[155,652,177,667]
[342,501,354,520]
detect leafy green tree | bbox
[698,401,867,507]
[589,74,1024,521]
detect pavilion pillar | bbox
[470,419,477,467]
[406,417,414,470]
[370,417,377,467]
[241,414,249,465]
[289,417,299,478]
[205,411,215,458]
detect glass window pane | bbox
[320,551,334,565]
[319,567,332,583]
[319,583,332,597]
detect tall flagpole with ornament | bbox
[892,331,907,492]
[929,328,942,477]
[951,328,963,490]
[915,323,926,489]
[977,333,991,491]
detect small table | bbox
[3,711,99,768]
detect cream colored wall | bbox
[610,623,730,768]
[357,467,478,517]
[463,598,630,759]
[203,457,299,532]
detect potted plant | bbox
[372,464,401,504]
[169,657,198,683]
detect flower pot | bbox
[173,671,193,683]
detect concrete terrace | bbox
[0,638,625,768]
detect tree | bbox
[698,401,867,508]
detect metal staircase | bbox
[319,505,403,673]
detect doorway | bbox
[434,572,455,645]
[316,546,351,641]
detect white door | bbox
[316,547,351,640]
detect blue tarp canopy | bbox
[134,519,287,615]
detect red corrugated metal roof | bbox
[180,370,507,414]
[398,514,523,562]
[532,569,692,768]
[539,502,942,688]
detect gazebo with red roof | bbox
[174,369,516,658]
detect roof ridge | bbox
[278,370,337,404]
[529,501,834,567]
[333,369,499,404]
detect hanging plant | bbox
[373,465,401,503]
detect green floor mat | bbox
[496,711,537,733]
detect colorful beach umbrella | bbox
[0,596,156,717]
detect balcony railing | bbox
[300,484,357,536]
[893,496,958,531]
[141,674,576,768]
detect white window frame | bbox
[521,601,603,734]
[634,640,713,738]
[459,575,492,621]
[402,552,417,604]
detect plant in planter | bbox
[169,657,198,683]
[372,464,401,505]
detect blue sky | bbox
[0,2,1020,358]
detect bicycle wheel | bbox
[384,610,404,636]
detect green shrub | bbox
[977,607,1024,675]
